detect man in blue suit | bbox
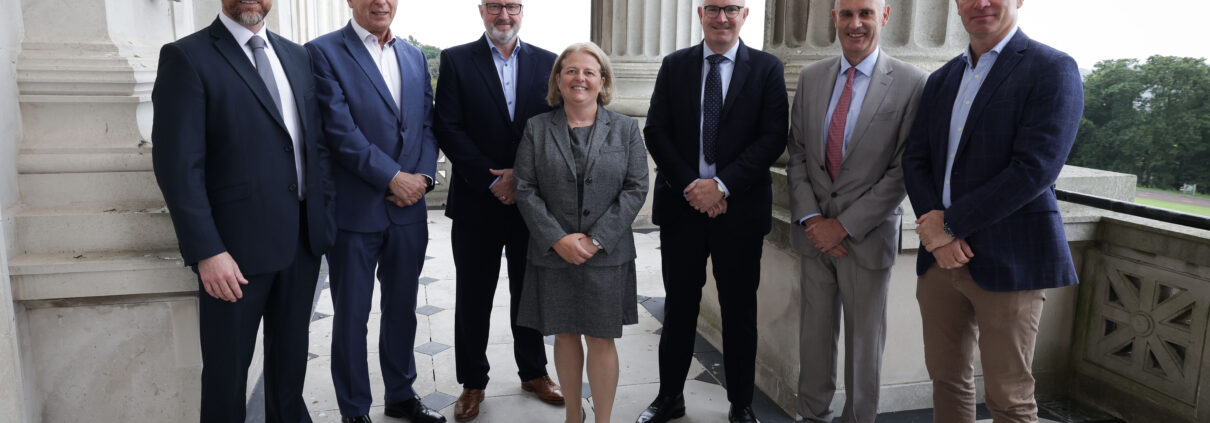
[152,0,336,421]
[433,1,563,420]
[901,0,1083,421]
[639,1,788,422]
[305,1,444,422]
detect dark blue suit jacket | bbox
[152,18,336,276]
[434,36,556,222]
[306,24,438,233]
[902,30,1084,291]
[644,40,788,235]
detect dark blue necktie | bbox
[703,54,725,165]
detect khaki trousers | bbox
[916,264,1045,423]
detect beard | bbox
[225,3,268,27]
[485,22,520,45]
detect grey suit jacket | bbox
[786,52,927,270]
[514,107,650,268]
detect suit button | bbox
[288,184,298,192]
[285,145,294,153]
[819,165,826,171]
[830,192,837,198]
[583,209,590,216]
[586,178,593,185]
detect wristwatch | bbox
[591,238,602,249]
[943,221,955,238]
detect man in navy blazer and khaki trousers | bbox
[639,1,787,422]
[902,0,1083,421]
[152,0,336,421]
[305,1,444,422]
[433,1,564,421]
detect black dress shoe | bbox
[634,394,685,423]
[342,417,372,423]
[728,405,758,423]
[385,396,447,423]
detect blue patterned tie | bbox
[703,54,725,165]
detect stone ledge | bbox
[18,147,152,173]
[9,249,195,301]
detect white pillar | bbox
[592,0,702,116]
[765,0,966,91]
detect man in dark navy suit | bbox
[305,0,443,422]
[902,0,1083,421]
[151,0,336,421]
[638,0,788,422]
[433,1,563,420]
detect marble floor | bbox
[275,211,1071,423]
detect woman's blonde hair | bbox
[546,42,615,107]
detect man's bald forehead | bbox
[834,0,886,9]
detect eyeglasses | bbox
[703,5,745,19]
[482,2,523,15]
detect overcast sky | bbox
[391,1,1210,70]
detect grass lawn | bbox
[1138,187,1210,200]
[1134,197,1210,217]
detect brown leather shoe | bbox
[454,388,484,421]
[520,375,565,405]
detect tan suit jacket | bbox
[786,52,927,270]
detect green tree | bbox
[1069,56,1210,189]
[405,35,442,91]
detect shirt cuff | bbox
[797,213,821,226]
[713,177,730,198]
[489,175,501,190]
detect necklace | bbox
[568,118,593,126]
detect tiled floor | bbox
[284,210,1075,423]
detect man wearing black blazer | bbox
[151,0,335,421]
[638,1,788,422]
[433,0,563,421]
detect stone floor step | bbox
[18,170,162,207]
[13,200,177,254]
[8,249,195,301]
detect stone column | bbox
[592,0,702,117]
[765,0,966,92]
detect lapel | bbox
[514,42,545,132]
[583,107,613,176]
[340,24,402,119]
[809,57,842,168]
[471,36,514,124]
[720,41,750,121]
[843,52,895,166]
[956,30,1029,160]
[546,108,578,178]
[209,19,287,132]
[390,40,409,123]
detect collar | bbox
[485,34,524,58]
[703,41,739,63]
[351,19,395,47]
[218,12,270,49]
[962,25,1018,68]
[841,47,880,78]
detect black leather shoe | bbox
[634,394,685,423]
[385,396,447,423]
[728,405,758,423]
[342,417,372,423]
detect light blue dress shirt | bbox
[696,42,740,197]
[943,26,1018,208]
[797,50,880,227]
[487,35,522,121]
[487,36,523,189]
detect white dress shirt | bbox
[350,20,402,109]
[218,12,305,198]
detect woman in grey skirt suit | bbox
[513,41,649,423]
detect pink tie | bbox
[826,68,856,181]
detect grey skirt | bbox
[516,260,638,339]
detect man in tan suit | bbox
[786,0,926,421]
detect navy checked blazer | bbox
[902,30,1084,292]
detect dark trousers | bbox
[198,205,320,423]
[327,221,428,417]
[657,222,763,407]
[451,217,549,389]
